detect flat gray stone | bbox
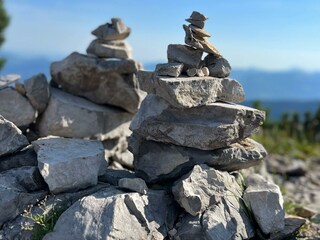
[185,18,205,28]
[0,115,29,157]
[0,88,36,127]
[87,39,132,59]
[244,174,285,235]
[167,44,203,71]
[92,18,131,41]
[204,55,232,78]
[173,214,207,240]
[118,177,148,194]
[36,88,132,140]
[98,168,136,185]
[24,73,50,113]
[129,134,267,184]
[0,74,20,90]
[113,149,134,169]
[130,94,265,150]
[187,11,208,22]
[138,73,245,108]
[33,136,105,194]
[189,24,211,38]
[43,189,177,240]
[50,52,143,113]
[268,216,306,240]
[155,63,184,77]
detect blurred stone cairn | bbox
[0,14,306,240]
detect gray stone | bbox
[92,18,131,41]
[86,39,132,59]
[15,82,26,95]
[98,168,136,185]
[113,149,134,169]
[202,67,209,76]
[0,145,37,173]
[204,55,232,78]
[173,214,207,240]
[0,88,36,127]
[172,165,243,216]
[129,134,267,184]
[24,73,50,113]
[130,94,264,150]
[243,174,285,234]
[187,11,208,21]
[36,88,132,140]
[137,74,245,108]
[0,115,29,157]
[0,74,20,90]
[32,136,105,194]
[186,68,197,77]
[266,154,307,177]
[118,177,148,194]
[50,52,143,113]
[167,44,203,71]
[155,63,184,77]
[185,19,205,28]
[189,24,211,38]
[43,188,178,240]
[0,166,47,227]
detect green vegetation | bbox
[0,0,9,70]
[252,101,320,159]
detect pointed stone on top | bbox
[186,11,208,22]
[92,18,131,41]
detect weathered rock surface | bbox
[33,136,105,194]
[24,73,50,113]
[87,39,132,59]
[167,44,203,71]
[0,74,20,90]
[173,214,207,239]
[0,166,47,227]
[0,115,29,157]
[172,165,242,216]
[98,168,136,185]
[204,55,232,78]
[138,73,245,108]
[244,174,285,234]
[36,88,132,140]
[155,63,184,77]
[43,188,178,240]
[50,52,143,113]
[130,94,265,150]
[118,177,148,194]
[113,149,133,169]
[0,88,36,127]
[92,18,131,41]
[129,134,267,183]
[0,145,37,172]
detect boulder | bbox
[243,174,285,234]
[129,134,267,184]
[43,188,178,240]
[92,18,131,41]
[32,136,105,194]
[24,73,50,113]
[0,88,36,127]
[130,94,265,150]
[138,73,245,108]
[0,115,29,157]
[0,74,20,90]
[155,63,184,77]
[172,165,243,216]
[50,52,143,113]
[86,39,132,59]
[204,55,231,78]
[36,88,132,140]
[118,177,148,194]
[167,44,203,71]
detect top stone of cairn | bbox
[92,18,131,41]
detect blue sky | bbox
[2,0,320,71]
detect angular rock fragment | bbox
[87,39,132,59]
[0,88,36,127]
[129,134,267,183]
[36,88,132,140]
[204,55,232,78]
[113,149,134,169]
[189,24,211,38]
[185,18,205,28]
[130,94,264,150]
[98,168,136,185]
[155,62,184,77]
[33,136,105,194]
[138,74,245,108]
[187,11,208,22]
[24,73,50,113]
[173,214,207,240]
[92,18,131,41]
[0,74,20,90]
[243,174,285,234]
[118,177,148,194]
[0,115,29,157]
[267,216,306,240]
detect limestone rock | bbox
[129,134,267,184]
[186,68,197,77]
[87,39,132,59]
[33,136,105,194]
[24,73,50,113]
[50,52,143,113]
[172,165,243,216]
[0,88,36,127]
[243,174,285,234]
[137,74,245,108]
[113,149,134,169]
[204,55,232,78]
[118,177,148,194]
[189,24,211,38]
[155,62,184,77]
[0,115,29,157]
[36,88,132,140]
[173,214,207,239]
[0,74,20,90]
[167,44,203,71]
[186,11,208,22]
[130,94,264,150]
[43,189,177,240]
[185,18,205,28]
[98,168,136,185]
[92,18,131,41]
